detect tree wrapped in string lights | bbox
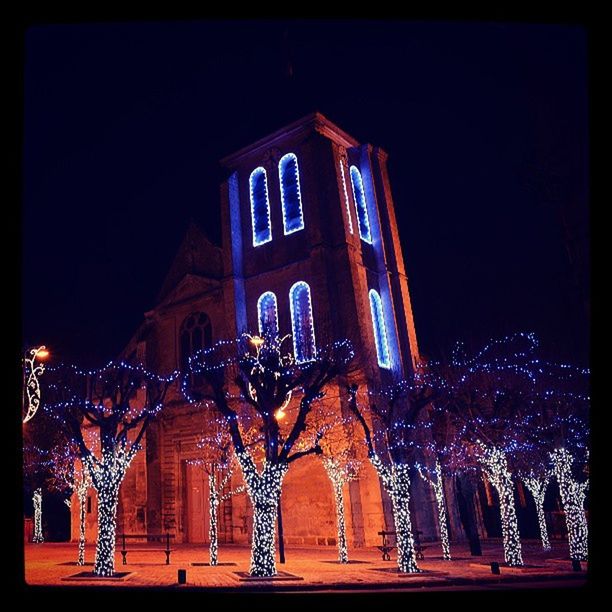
[432,332,548,567]
[522,469,552,551]
[347,375,436,573]
[43,361,176,576]
[48,440,93,564]
[416,459,451,560]
[23,405,68,545]
[525,360,589,561]
[189,419,246,566]
[316,419,362,564]
[183,334,353,577]
[551,448,588,561]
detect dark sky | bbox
[21,20,589,367]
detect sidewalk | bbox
[23,540,587,591]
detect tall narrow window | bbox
[289,281,316,363]
[279,153,305,235]
[350,166,372,243]
[180,312,213,370]
[257,291,279,338]
[250,167,272,246]
[368,289,391,369]
[340,161,354,234]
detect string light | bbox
[250,166,272,246]
[551,448,588,561]
[368,289,391,369]
[32,488,44,543]
[289,281,317,363]
[371,455,420,573]
[347,385,420,573]
[349,165,372,243]
[184,334,353,577]
[477,444,523,566]
[522,471,551,551]
[339,160,354,234]
[322,454,361,563]
[417,459,451,560]
[43,360,177,576]
[279,153,305,235]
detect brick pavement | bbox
[23,539,587,591]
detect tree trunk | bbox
[533,493,551,551]
[561,497,588,561]
[78,486,87,565]
[333,481,348,563]
[247,464,286,577]
[209,473,219,566]
[32,488,44,544]
[432,462,451,560]
[480,447,523,567]
[388,464,419,573]
[94,485,120,576]
[552,450,588,561]
[455,473,482,556]
[495,475,524,566]
[250,499,280,576]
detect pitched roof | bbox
[157,221,223,302]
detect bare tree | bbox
[44,361,176,576]
[189,416,247,566]
[183,334,353,577]
[347,375,436,573]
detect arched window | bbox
[279,153,305,235]
[180,312,212,371]
[349,166,372,243]
[368,289,391,369]
[257,291,279,338]
[289,281,316,363]
[250,167,272,246]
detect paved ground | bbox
[23,539,588,591]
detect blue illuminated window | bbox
[249,167,272,246]
[279,153,305,235]
[257,291,279,338]
[350,166,372,243]
[289,281,316,363]
[368,289,391,369]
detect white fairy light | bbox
[522,471,551,551]
[417,459,451,560]
[478,444,524,566]
[370,454,420,573]
[32,488,44,543]
[322,455,360,563]
[551,448,588,561]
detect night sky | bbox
[22,20,589,367]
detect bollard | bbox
[572,560,582,572]
[178,569,187,584]
[490,561,500,575]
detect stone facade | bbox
[71,113,474,548]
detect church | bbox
[72,112,517,550]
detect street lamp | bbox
[23,346,50,423]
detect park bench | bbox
[377,529,428,561]
[117,533,175,565]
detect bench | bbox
[117,533,175,565]
[377,530,395,560]
[377,530,428,561]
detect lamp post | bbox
[23,346,50,423]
